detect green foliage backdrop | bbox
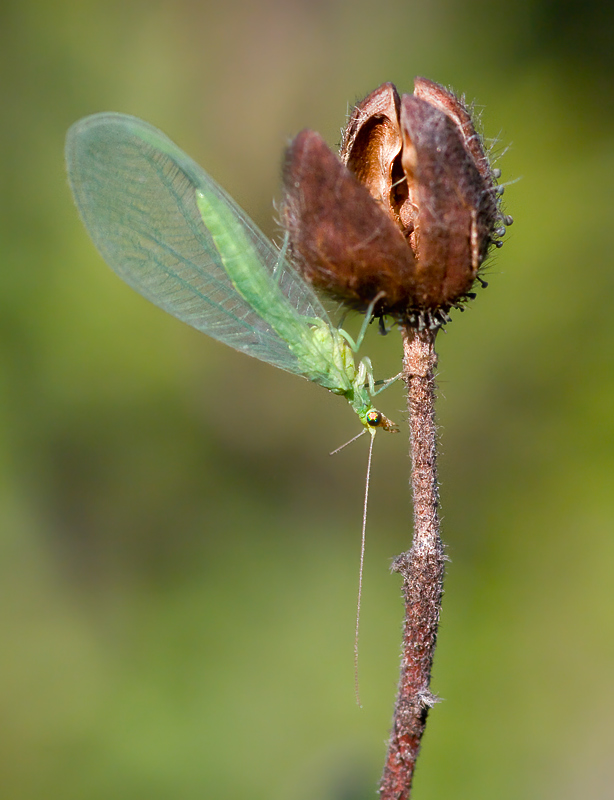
[1,1,614,797]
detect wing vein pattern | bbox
[65,113,342,380]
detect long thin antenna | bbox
[329,428,367,456]
[354,432,375,707]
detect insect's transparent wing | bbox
[65,113,334,376]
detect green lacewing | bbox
[65,113,397,436]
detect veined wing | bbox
[65,113,337,377]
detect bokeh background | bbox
[2,0,614,798]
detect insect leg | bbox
[372,372,403,395]
[357,357,376,394]
[354,292,387,351]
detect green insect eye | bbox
[366,410,382,427]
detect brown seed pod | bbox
[282,128,419,316]
[281,78,509,328]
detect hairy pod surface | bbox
[282,78,511,328]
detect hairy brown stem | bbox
[379,325,444,800]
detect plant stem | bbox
[379,325,445,800]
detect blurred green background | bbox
[2,0,614,798]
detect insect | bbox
[65,113,398,438]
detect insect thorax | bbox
[301,319,357,393]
